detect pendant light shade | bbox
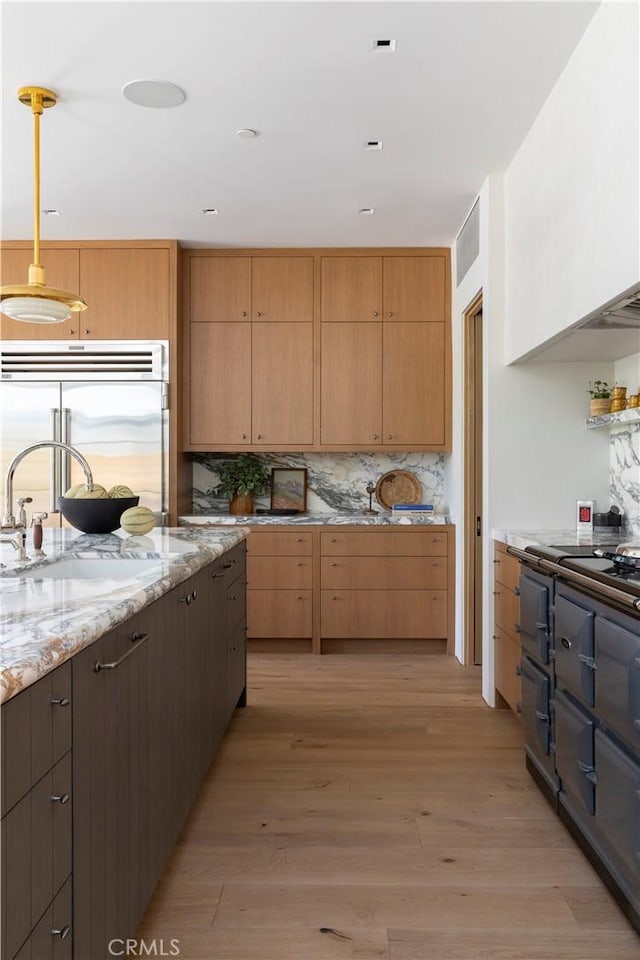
[0,86,87,323]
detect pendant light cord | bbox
[31,90,43,270]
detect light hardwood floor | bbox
[138,654,639,959]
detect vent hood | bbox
[580,288,640,330]
[517,283,640,362]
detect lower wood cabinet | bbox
[1,542,247,960]
[493,540,522,714]
[246,525,455,653]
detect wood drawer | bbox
[494,625,522,714]
[320,530,447,557]
[494,542,521,594]
[247,589,312,638]
[2,660,72,816]
[494,582,520,641]
[247,530,313,556]
[321,555,446,590]
[321,589,447,638]
[247,555,313,590]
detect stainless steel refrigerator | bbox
[0,340,169,527]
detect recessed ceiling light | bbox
[121,80,185,109]
[365,141,383,151]
[236,128,258,139]
[371,39,396,52]
[358,208,375,215]
[43,209,60,216]
[202,208,219,216]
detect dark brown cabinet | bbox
[1,543,246,960]
[72,543,246,960]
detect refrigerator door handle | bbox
[50,408,61,513]
[61,408,71,495]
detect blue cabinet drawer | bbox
[595,616,640,753]
[554,689,595,816]
[520,655,557,789]
[555,593,595,706]
[594,729,640,899]
[519,572,551,665]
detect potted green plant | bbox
[588,380,612,416]
[208,455,270,515]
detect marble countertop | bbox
[181,511,453,526]
[492,527,627,551]
[0,526,248,704]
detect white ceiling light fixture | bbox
[121,79,185,108]
[202,208,219,215]
[359,208,375,215]
[236,128,259,139]
[365,140,383,150]
[0,86,87,324]
[43,208,60,216]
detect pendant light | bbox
[0,86,87,323]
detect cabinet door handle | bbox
[560,636,571,650]
[513,585,520,596]
[94,632,151,671]
[256,433,262,439]
[330,538,339,543]
[179,593,192,605]
[51,697,70,707]
[68,328,75,336]
[332,595,341,600]
[387,434,393,440]
[493,559,501,564]
[296,595,304,600]
[373,434,379,440]
[387,312,393,317]
[372,311,379,317]
[228,595,238,601]
[331,562,338,566]
[256,311,262,317]
[51,793,70,804]
[51,926,71,940]
[241,311,247,317]
[84,329,90,335]
[242,433,247,439]
[296,562,303,567]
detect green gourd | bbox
[120,505,156,534]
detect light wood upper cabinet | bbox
[383,322,445,444]
[79,248,170,339]
[189,322,251,445]
[190,257,251,322]
[321,322,382,444]
[0,248,81,340]
[252,257,313,322]
[321,257,382,322]
[383,256,445,322]
[252,322,314,445]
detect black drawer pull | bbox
[191,589,198,601]
[94,633,151,672]
[561,636,571,650]
[51,793,70,804]
[51,926,71,940]
[51,697,70,707]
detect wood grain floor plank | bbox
[137,653,638,958]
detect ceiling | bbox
[2,1,598,248]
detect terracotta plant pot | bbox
[229,492,253,515]
[589,398,611,416]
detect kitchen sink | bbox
[5,557,166,581]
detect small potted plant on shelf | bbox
[588,380,612,416]
[208,455,270,515]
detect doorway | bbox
[463,292,483,666]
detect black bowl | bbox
[58,496,140,534]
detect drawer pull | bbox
[330,538,339,543]
[229,645,237,651]
[51,697,70,707]
[493,590,500,596]
[296,595,304,600]
[578,761,597,784]
[51,793,70,804]
[94,632,151,672]
[560,636,571,650]
[535,710,549,722]
[516,702,522,714]
[515,664,522,676]
[493,559,501,564]
[191,589,198,601]
[51,926,71,940]
[297,562,303,567]
[179,593,192,605]
[513,585,520,596]
[296,538,304,543]
[229,595,238,601]
[332,595,341,600]
[514,623,521,634]
[578,653,596,669]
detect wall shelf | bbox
[586,408,640,429]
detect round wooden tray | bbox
[375,470,421,510]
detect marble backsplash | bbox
[192,452,447,514]
[610,422,640,537]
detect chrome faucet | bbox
[0,531,28,563]
[2,441,94,531]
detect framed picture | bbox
[270,467,308,512]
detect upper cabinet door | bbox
[188,322,251,446]
[79,248,171,339]
[383,322,446,445]
[321,257,382,322]
[0,248,81,340]
[252,257,313,322]
[321,322,382,444]
[252,322,314,445]
[190,257,251,323]
[383,256,446,322]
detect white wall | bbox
[504,1,640,362]
[451,176,611,705]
